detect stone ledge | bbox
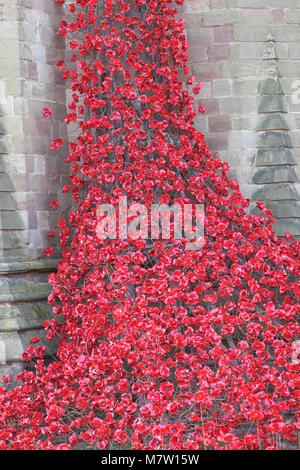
[0,257,59,274]
[0,301,56,332]
[0,278,52,303]
[0,329,58,362]
[252,165,296,184]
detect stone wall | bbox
[0,0,69,378]
[0,0,70,261]
[179,0,300,238]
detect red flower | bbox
[44,247,54,256]
[50,138,63,151]
[41,107,52,119]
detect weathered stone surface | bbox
[0,231,17,250]
[232,79,258,96]
[285,9,300,24]
[234,24,300,42]
[257,131,292,148]
[0,193,17,210]
[252,165,296,184]
[0,138,10,154]
[258,78,283,95]
[250,200,300,218]
[208,115,231,132]
[0,211,25,230]
[0,277,51,303]
[256,148,295,167]
[236,0,268,7]
[203,9,243,26]
[262,62,280,78]
[273,218,300,236]
[0,302,55,332]
[0,329,58,362]
[256,114,289,131]
[267,200,300,218]
[262,45,278,60]
[257,95,287,114]
[253,183,300,201]
[0,174,14,192]
[212,79,232,97]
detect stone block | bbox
[0,58,25,80]
[220,96,256,114]
[3,78,23,96]
[228,130,257,149]
[289,43,300,60]
[192,63,221,80]
[272,218,300,237]
[236,0,268,6]
[188,45,208,63]
[232,79,258,96]
[244,9,276,25]
[0,329,58,362]
[0,301,56,332]
[230,43,259,61]
[0,138,10,155]
[224,60,259,79]
[188,27,214,45]
[213,25,234,43]
[0,116,23,135]
[234,24,300,42]
[267,200,300,219]
[205,132,228,151]
[11,174,29,191]
[258,77,283,95]
[198,98,219,115]
[0,22,21,41]
[23,80,56,101]
[262,45,278,60]
[256,114,289,131]
[257,95,287,114]
[208,115,231,132]
[0,174,15,191]
[0,193,17,210]
[203,9,243,27]
[272,9,284,24]
[2,5,24,22]
[208,44,230,62]
[0,231,19,250]
[253,183,299,201]
[0,155,26,173]
[0,211,25,230]
[256,148,295,167]
[257,131,292,148]
[285,9,300,24]
[0,275,52,303]
[252,165,296,184]
[210,0,226,8]
[182,13,203,28]
[212,79,232,96]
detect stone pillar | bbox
[0,0,69,378]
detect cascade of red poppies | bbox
[0,0,299,450]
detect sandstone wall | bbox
[0,0,69,378]
[180,0,300,237]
